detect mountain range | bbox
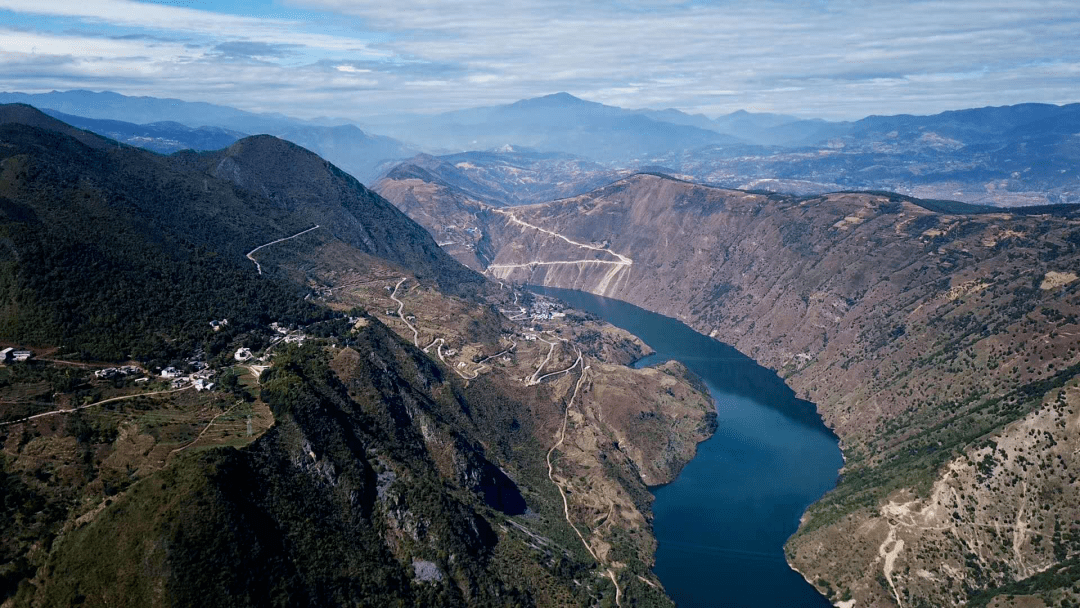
[0,91,418,182]
[373,164,1080,608]
[4,84,1080,607]
[360,92,744,161]
[0,104,720,607]
[6,89,1080,207]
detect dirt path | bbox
[878,526,905,608]
[529,336,561,385]
[492,209,633,265]
[168,401,241,458]
[420,335,513,382]
[544,357,624,606]
[535,356,582,383]
[245,225,321,275]
[0,386,194,427]
[35,358,106,369]
[390,277,420,347]
[546,358,594,560]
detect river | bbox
[531,286,844,608]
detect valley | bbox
[3,92,1080,607]
[0,106,720,607]
[2,0,1078,604]
[375,168,1080,607]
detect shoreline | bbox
[536,286,842,607]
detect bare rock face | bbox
[383,170,1080,606]
[791,387,1080,607]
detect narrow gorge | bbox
[376,170,1080,607]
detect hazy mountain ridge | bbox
[666,102,1080,206]
[41,109,246,153]
[0,91,418,183]
[9,90,1080,206]
[362,92,744,161]
[368,95,1080,206]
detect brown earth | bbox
[279,250,716,602]
[376,171,1080,606]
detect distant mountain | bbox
[851,102,1080,143]
[11,90,1080,205]
[363,92,743,162]
[654,102,1080,206]
[377,148,627,206]
[0,91,418,182]
[0,89,274,130]
[369,97,1080,207]
[634,107,848,146]
[42,109,245,153]
[270,122,418,183]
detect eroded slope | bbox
[399,171,1080,606]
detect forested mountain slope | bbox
[0,104,477,360]
[0,107,716,608]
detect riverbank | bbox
[532,286,842,607]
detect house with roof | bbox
[1,348,33,364]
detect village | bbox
[2,281,584,432]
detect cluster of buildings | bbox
[160,366,216,391]
[94,366,142,379]
[0,347,33,364]
[527,299,567,321]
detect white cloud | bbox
[0,0,385,54]
[0,0,277,33]
[335,64,371,73]
[0,27,194,59]
[0,0,1078,119]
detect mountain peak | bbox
[512,92,598,108]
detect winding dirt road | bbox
[543,356,624,606]
[484,209,633,296]
[245,225,322,275]
[0,386,194,427]
[390,277,420,346]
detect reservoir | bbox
[531,287,844,608]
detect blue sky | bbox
[1,0,1078,120]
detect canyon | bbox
[375,169,1080,607]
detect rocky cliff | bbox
[378,171,1080,607]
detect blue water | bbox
[531,287,843,608]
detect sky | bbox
[1,0,1078,121]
